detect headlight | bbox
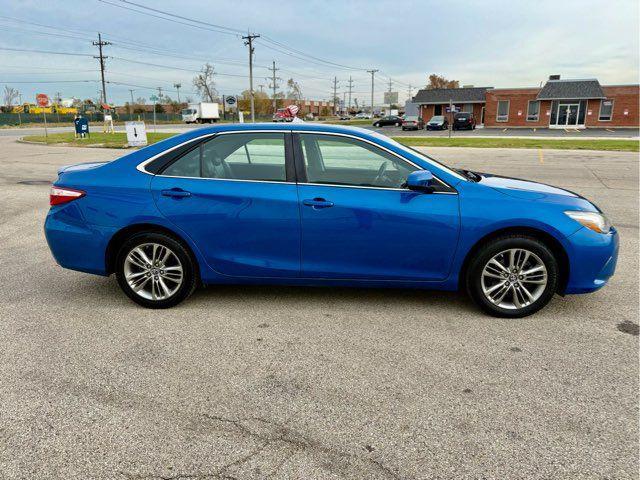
[565,211,612,234]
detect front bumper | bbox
[564,226,619,294]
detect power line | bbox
[0,47,93,56]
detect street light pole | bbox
[367,69,378,117]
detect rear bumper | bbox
[44,203,113,276]
[564,226,619,294]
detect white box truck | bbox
[182,102,220,123]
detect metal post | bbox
[347,76,353,113]
[129,89,134,118]
[43,110,48,140]
[448,98,452,138]
[243,33,260,122]
[153,99,157,132]
[333,76,339,116]
[367,69,378,117]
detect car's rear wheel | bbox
[466,235,558,318]
[116,232,197,309]
[374,122,380,127]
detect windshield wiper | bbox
[456,169,481,182]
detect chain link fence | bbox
[0,112,183,126]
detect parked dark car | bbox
[373,115,403,127]
[401,116,424,130]
[426,115,448,130]
[453,112,476,130]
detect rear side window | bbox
[162,145,200,177]
[161,133,287,182]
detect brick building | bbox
[412,76,639,129]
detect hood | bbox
[57,161,109,175]
[477,173,580,201]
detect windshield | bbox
[181,109,195,115]
[430,116,444,122]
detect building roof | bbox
[412,87,491,104]
[537,79,605,100]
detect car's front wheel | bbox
[116,232,198,308]
[466,235,558,318]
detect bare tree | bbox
[136,97,147,105]
[425,74,459,90]
[3,86,19,108]
[193,63,218,102]
[286,78,302,100]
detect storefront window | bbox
[526,101,540,121]
[496,101,509,122]
[599,100,613,121]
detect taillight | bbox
[50,186,85,206]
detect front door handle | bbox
[161,188,191,198]
[303,198,334,209]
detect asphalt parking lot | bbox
[0,134,638,479]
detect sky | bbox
[1,0,638,106]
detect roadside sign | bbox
[36,93,49,107]
[125,121,148,147]
[445,106,459,113]
[383,91,398,104]
[224,95,237,109]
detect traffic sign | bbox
[36,93,49,107]
[125,121,148,147]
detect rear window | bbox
[404,116,419,121]
[455,113,471,119]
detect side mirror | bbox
[406,170,435,193]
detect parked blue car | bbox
[45,124,618,317]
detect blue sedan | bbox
[45,124,618,317]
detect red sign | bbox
[36,93,49,107]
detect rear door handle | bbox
[303,198,334,209]
[161,188,191,198]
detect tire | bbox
[116,232,198,309]
[466,235,558,318]
[374,123,380,127]
[395,122,400,127]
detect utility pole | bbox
[332,76,339,115]
[242,33,260,122]
[93,33,111,105]
[347,76,354,113]
[128,89,135,118]
[387,78,393,115]
[173,83,181,104]
[367,69,378,116]
[157,87,163,102]
[269,60,280,114]
[407,84,413,100]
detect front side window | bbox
[162,133,287,182]
[526,100,540,121]
[299,134,416,189]
[497,100,509,122]
[599,100,613,121]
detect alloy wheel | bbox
[124,243,184,301]
[480,248,547,310]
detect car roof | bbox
[174,122,383,139]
